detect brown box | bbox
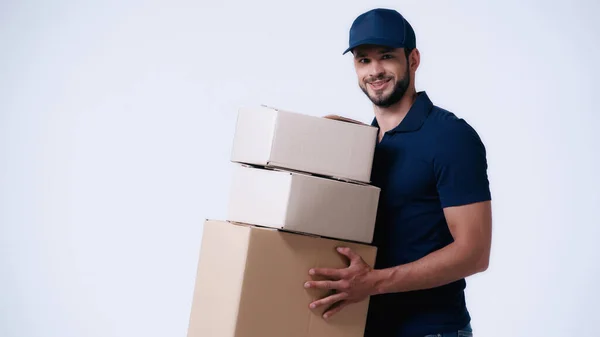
[186,219,378,337]
[227,164,380,244]
[230,105,378,183]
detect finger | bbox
[308,292,348,309]
[309,267,345,279]
[323,300,351,320]
[336,246,360,263]
[304,279,348,291]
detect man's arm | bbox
[304,200,492,319]
[373,200,492,294]
[375,118,494,293]
[305,119,493,319]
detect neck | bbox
[374,88,418,138]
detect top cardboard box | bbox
[230,105,378,183]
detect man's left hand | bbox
[304,246,381,320]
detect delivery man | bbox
[304,8,493,337]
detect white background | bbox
[1,1,599,336]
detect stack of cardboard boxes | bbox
[186,105,381,337]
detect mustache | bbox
[365,75,393,83]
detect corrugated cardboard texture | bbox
[227,165,380,243]
[187,220,378,337]
[231,106,377,183]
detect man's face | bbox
[353,45,410,108]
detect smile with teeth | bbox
[368,78,391,90]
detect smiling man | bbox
[304,8,493,337]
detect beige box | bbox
[227,164,380,244]
[186,219,378,337]
[230,105,378,183]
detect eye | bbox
[381,54,393,60]
[358,58,370,64]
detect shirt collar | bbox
[371,91,433,133]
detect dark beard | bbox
[361,68,410,108]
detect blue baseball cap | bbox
[343,8,416,55]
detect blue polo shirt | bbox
[363,92,492,337]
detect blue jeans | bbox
[423,323,473,337]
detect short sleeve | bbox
[433,120,492,208]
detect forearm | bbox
[372,241,486,295]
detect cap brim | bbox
[343,38,406,55]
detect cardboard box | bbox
[230,105,378,183]
[186,220,378,337]
[227,164,380,244]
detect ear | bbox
[409,48,421,72]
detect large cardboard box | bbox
[186,220,378,337]
[230,105,378,183]
[227,164,380,244]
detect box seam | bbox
[266,108,279,165]
[282,170,294,228]
[232,227,253,337]
[265,161,373,185]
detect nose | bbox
[368,60,385,78]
